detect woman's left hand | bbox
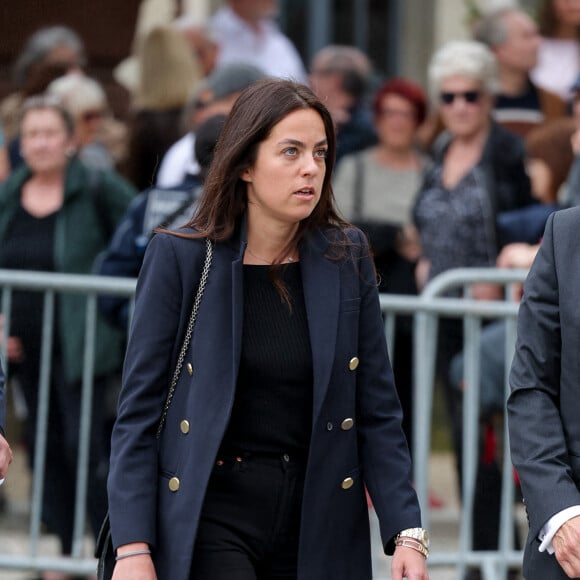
[0,434,13,479]
[391,545,429,580]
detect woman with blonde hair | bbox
[47,73,128,170]
[127,25,202,190]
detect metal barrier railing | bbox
[380,267,528,580]
[0,267,528,578]
[0,270,135,576]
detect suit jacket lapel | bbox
[300,230,340,422]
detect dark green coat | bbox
[0,157,136,383]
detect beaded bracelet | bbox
[115,549,152,561]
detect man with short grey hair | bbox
[474,7,566,137]
[309,45,377,163]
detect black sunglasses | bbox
[439,90,481,105]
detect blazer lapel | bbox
[300,230,340,422]
[231,220,247,378]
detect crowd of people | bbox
[0,0,580,578]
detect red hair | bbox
[372,77,427,126]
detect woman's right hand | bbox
[112,554,157,580]
[112,543,157,580]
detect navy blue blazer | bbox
[509,207,580,579]
[108,221,421,580]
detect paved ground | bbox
[0,446,522,579]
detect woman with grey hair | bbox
[412,38,534,574]
[12,26,85,88]
[0,26,86,143]
[415,39,532,299]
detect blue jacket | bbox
[97,178,201,329]
[107,221,421,580]
[335,102,377,165]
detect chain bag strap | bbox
[156,237,213,437]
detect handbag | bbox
[95,238,213,580]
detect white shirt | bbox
[539,505,580,554]
[156,133,199,188]
[210,6,307,83]
[531,37,580,101]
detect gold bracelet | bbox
[396,538,424,549]
[395,538,429,559]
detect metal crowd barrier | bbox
[0,270,136,576]
[380,267,528,580]
[0,267,529,578]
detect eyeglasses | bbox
[192,99,213,111]
[81,110,104,122]
[439,91,481,105]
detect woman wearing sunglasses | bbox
[412,39,535,577]
[414,39,534,300]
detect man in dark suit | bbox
[509,207,580,579]
[0,360,13,481]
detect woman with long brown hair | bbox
[107,79,428,580]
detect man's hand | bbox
[553,516,580,578]
[0,433,12,479]
[391,545,429,580]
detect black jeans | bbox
[190,452,306,580]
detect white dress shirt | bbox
[539,505,580,554]
[531,37,580,101]
[156,133,199,188]
[210,6,307,83]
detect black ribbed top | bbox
[220,263,313,457]
[0,205,57,357]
